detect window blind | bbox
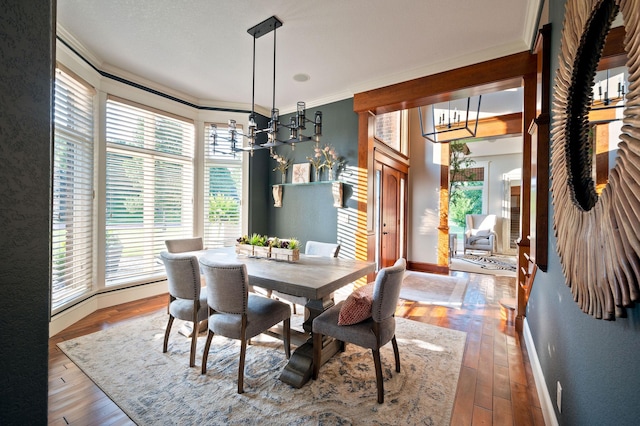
[106,98,194,285]
[52,67,95,311]
[204,123,242,248]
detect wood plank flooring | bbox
[48,271,544,425]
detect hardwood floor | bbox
[48,271,544,425]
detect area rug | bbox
[452,254,517,277]
[399,271,469,309]
[58,312,467,425]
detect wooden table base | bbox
[278,295,340,388]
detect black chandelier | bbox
[418,95,482,143]
[591,67,626,110]
[211,16,322,155]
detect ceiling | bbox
[57,0,542,115]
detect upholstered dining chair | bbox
[165,237,204,253]
[312,257,406,403]
[159,251,209,367]
[305,240,341,258]
[272,240,341,314]
[199,259,291,394]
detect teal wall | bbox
[265,99,359,250]
[0,0,52,423]
[247,113,272,235]
[526,1,640,424]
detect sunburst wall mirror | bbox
[551,0,640,319]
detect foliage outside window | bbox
[449,141,483,229]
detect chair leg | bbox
[372,348,384,404]
[392,336,400,373]
[189,320,198,367]
[163,315,174,353]
[283,318,291,359]
[312,332,322,380]
[238,338,247,394]
[201,330,214,375]
[292,304,297,315]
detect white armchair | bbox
[464,214,497,255]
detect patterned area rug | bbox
[400,271,469,309]
[452,254,517,277]
[58,312,466,425]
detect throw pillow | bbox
[338,283,375,325]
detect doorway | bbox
[374,150,407,270]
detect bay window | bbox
[105,97,195,286]
[52,66,95,311]
[203,122,243,248]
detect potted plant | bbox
[249,233,270,258]
[269,237,300,262]
[235,234,254,257]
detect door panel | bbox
[381,166,400,268]
[375,156,406,269]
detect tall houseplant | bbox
[448,140,480,228]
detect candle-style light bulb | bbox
[297,101,306,130]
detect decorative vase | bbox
[332,182,343,207]
[314,166,321,182]
[272,184,282,208]
[281,170,286,184]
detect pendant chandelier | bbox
[418,95,481,143]
[210,16,322,155]
[590,67,626,111]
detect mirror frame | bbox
[551,0,640,319]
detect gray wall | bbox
[0,0,53,423]
[526,1,640,424]
[266,99,359,250]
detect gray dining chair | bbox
[165,237,204,253]
[272,241,341,314]
[159,251,209,367]
[199,258,291,394]
[305,240,341,258]
[312,257,406,403]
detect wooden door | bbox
[375,155,407,269]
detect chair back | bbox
[466,214,496,234]
[200,259,248,315]
[165,237,204,253]
[160,251,201,301]
[305,240,341,258]
[371,258,406,322]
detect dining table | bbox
[197,246,376,388]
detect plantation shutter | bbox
[106,97,194,285]
[52,67,95,311]
[204,122,242,248]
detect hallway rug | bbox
[58,311,466,425]
[399,271,469,309]
[452,254,517,277]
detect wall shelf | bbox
[275,181,338,187]
[273,181,343,208]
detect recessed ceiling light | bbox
[293,73,310,82]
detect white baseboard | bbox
[523,318,558,426]
[50,281,167,337]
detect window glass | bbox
[105,98,194,285]
[204,123,242,247]
[52,67,95,311]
